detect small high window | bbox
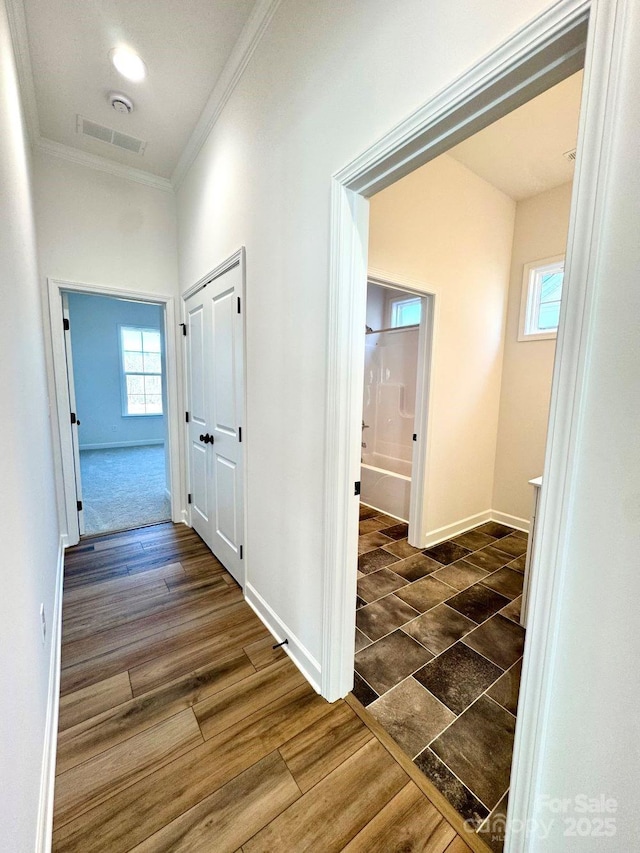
[390,296,422,328]
[518,256,564,341]
[120,326,163,415]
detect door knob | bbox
[199,433,214,444]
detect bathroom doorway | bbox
[352,66,581,850]
[360,278,432,542]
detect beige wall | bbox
[369,154,516,540]
[493,182,573,522]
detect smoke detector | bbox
[109,93,134,114]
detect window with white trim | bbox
[390,296,422,328]
[120,326,163,415]
[518,256,564,341]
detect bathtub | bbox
[360,451,411,521]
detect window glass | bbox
[391,297,422,328]
[121,326,163,415]
[519,258,564,340]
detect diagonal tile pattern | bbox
[357,568,408,603]
[356,594,419,642]
[354,504,528,841]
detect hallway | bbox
[53,523,475,852]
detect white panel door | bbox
[185,259,245,586]
[185,292,211,545]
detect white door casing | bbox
[46,278,181,548]
[184,251,246,587]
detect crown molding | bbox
[35,137,174,192]
[6,0,279,193]
[5,0,40,142]
[171,0,282,189]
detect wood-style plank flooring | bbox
[53,522,478,852]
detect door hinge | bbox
[187,493,192,504]
[76,500,83,512]
[180,323,187,336]
[185,411,189,423]
[413,433,417,441]
[240,545,243,560]
[63,318,70,332]
[70,412,77,424]
[237,296,241,314]
[354,481,361,496]
[238,426,242,442]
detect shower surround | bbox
[361,324,418,520]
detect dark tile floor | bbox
[353,504,527,853]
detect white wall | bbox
[369,154,516,537]
[174,0,640,846]
[0,1,61,848]
[530,8,640,846]
[33,153,178,296]
[493,182,572,522]
[176,0,539,680]
[33,151,180,530]
[67,292,165,448]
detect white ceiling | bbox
[22,0,258,179]
[448,71,583,201]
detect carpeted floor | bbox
[79,444,171,535]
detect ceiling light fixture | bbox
[109,47,146,82]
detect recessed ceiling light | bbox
[110,47,146,82]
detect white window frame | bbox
[389,294,422,329]
[119,324,164,417]
[518,254,565,342]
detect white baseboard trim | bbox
[420,508,530,547]
[491,510,530,533]
[79,439,164,450]
[420,510,492,549]
[245,582,321,694]
[35,534,64,853]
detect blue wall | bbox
[67,292,165,448]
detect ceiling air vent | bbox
[76,115,147,155]
[563,148,577,162]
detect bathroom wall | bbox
[369,153,516,540]
[66,292,165,449]
[492,182,573,523]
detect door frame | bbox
[322,0,623,849]
[47,277,182,546]
[181,247,248,583]
[365,271,435,545]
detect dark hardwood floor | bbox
[53,522,478,852]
